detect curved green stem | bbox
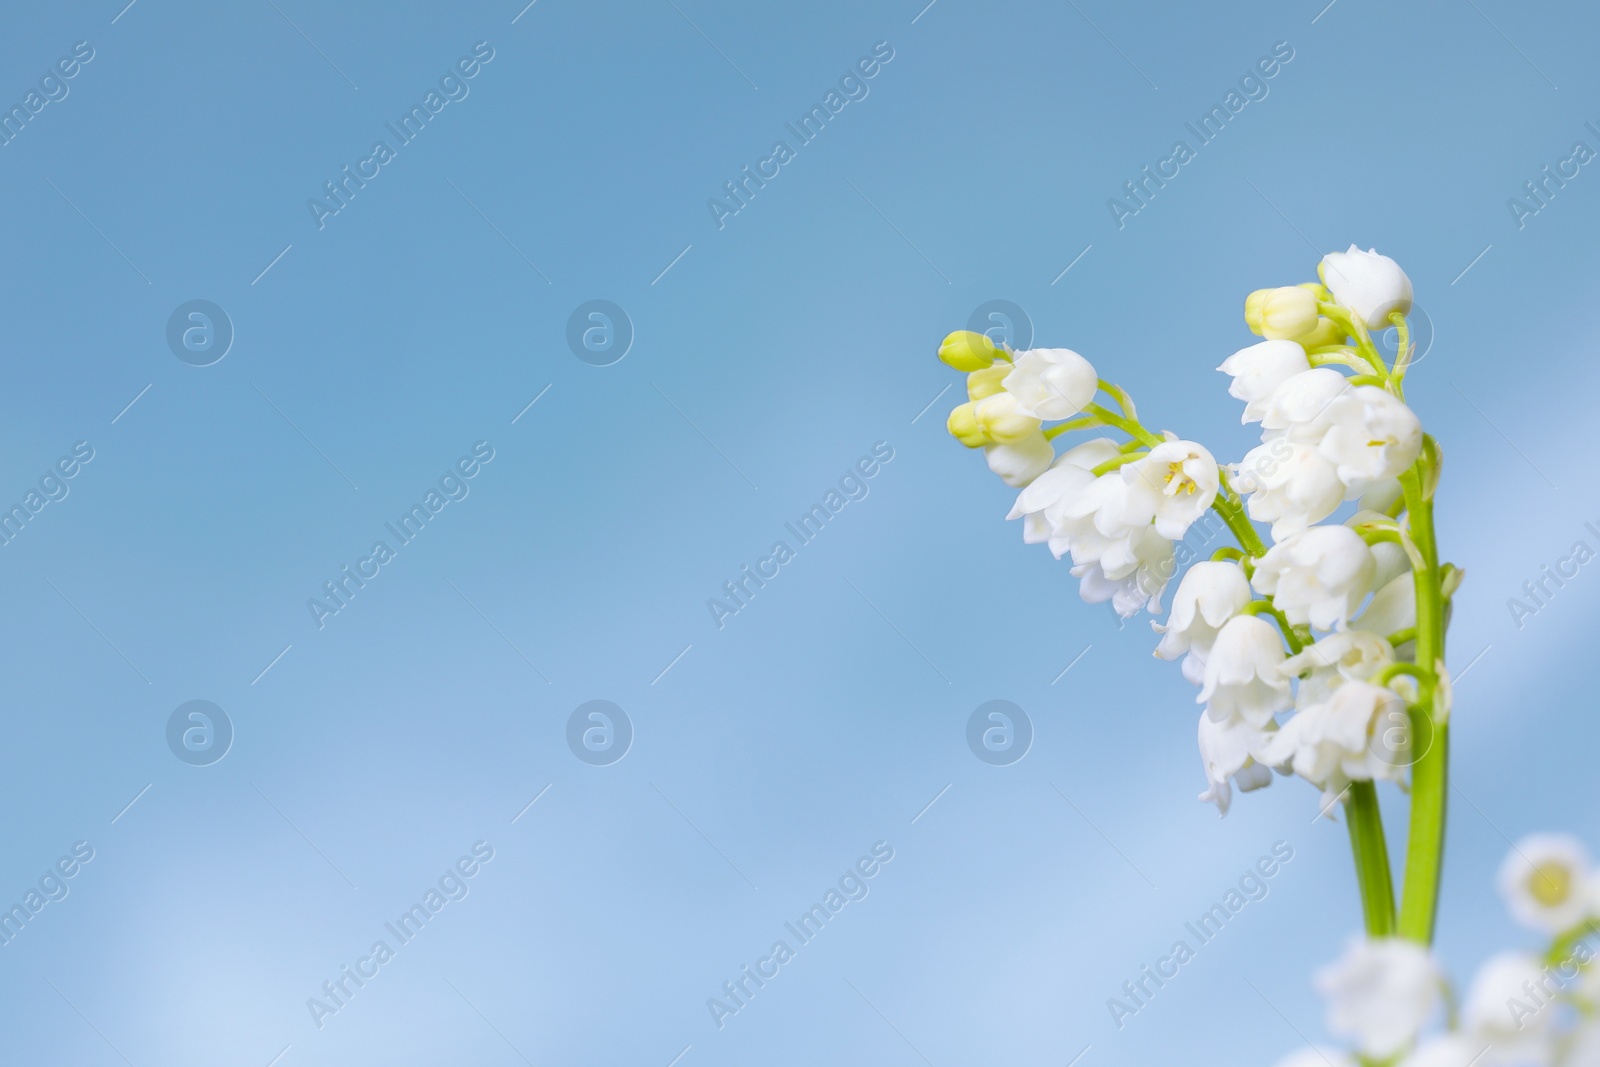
[1043,416,1102,440]
[1091,452,1146,476]
[1346,782,1397,937]
[1085,402,1161,448]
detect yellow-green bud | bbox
[1297,281,1332,303]
[1290,316,1347,350]
[946,401,989,448]
[939,330,1000,372]
[966,364,1010,401]
[973,392,1041,445]
[1244,286,1319,340]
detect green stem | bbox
[1346,781,1397,937]
[1091,452,1146,476]
[1084,403,1161,448]
[1398,458,1449,945]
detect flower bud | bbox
[1297,281,1332,303]
[938,330,1001,371]
[1319,246,1413,329]
[1244,286,1320,340]
[973,392,1041,444]
[984,432,1054,487]
[1289,316,1346,350]
[966,364,1010,401]
[946,401,988,448]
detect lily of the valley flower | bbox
[1496,833,1592,935]
[1282,630,1396,707]
[1261,681,1411,803]
[1321,246,1413,329]
[983,433,1054,487]
[1246,285,1320,340]
[1072,524,1174,617]
[1002,347,1099,420]
[1353,572,1417,649]
[1007,439,1121,550]
[1197,615,1293,727]
[1314,938,1442,1060]
[1196,711,1277,815]
[1234,439,1347,539]
[1120,438,1221,538]
[938,329,1003,371]
[1318,386,1424,491]
[1218,339,1311,423]
[1261,368,1353,442]
[1251,525,1378,631]
[1154,561,1253,684]
[972,391,1041,444]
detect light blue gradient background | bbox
[1,1,1596,1064]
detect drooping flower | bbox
[1218,339,1311,423]
[1120,439,1221,539]
[1196,711,1277,815]
[1252,526,1378,631]
[1462,951,1558,1059]
[1496,833,1592,935]
[1154,561,1253,684]
[1321,246,1413,329]
[1233,439,1346,539]
[1002,347,1098,420]
[1007,439,1123,549]
[1318,386,1424,491]
[983,432,1054,487]
[1245,286,1320,340]
[1072,523,1174,617]
[1261,681,1411,803]
[1353,572,1417,648]
[1261,368,1354,442]
[1282,629,1396,707]
[1197,615,1292,727]
[1314,937,1442,1060]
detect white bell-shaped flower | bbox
[1261,681,1411,803]
[1322,245,1413,329]
[1283,630,1396,707]
[1120,439,1221,539]
[1196,711,1276,815]
[1006,439,1120,549]
[1318,386,1424,491]
[1314,937,1441,1060]
[1252,526,1378,630]
[1197,615,1292,727]
[1072,524,1173,617]
[1154,561,1253,684]
[1001,347,1098,420]
[1218,339,1311,423]
[1233,440,1346,540]
[1353,572,1417,647]
[1496,833,1592,935]
[1261,368,1353,442]
[983,432,1054,488]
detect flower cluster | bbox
[1275,834,1600,1067]
[938,245,1437,819]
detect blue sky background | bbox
[1,1,1597,1064]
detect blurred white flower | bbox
[1322,245,1413,329]
[1234,439,1347,539]
[1497,834,1592,935]
[1462,951,1558,1060]
[1567,1022,1600,1066]
[1196,711,1276,815]
[1397,1035,1492,1067]
[1270,1049,1356,1067]
[1002,347,1099,420]
[1315,937,1441,1059]
[1252,526,1378,631]
[1261,681,1411,803]
[1197,614,1292,727]
[984,432,1054,488]
[1219,339,1311,423]
[1318,386,1424,491]
[1121,439,1221,539]
[1154,561,1253,684]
